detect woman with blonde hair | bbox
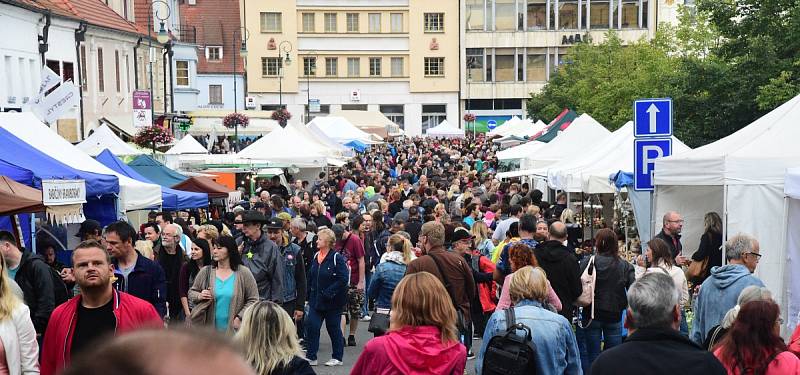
[196,224,219,243]
[351,272,466,375]
[134,240,154,260]
[478,266,580,375]
[235,301,315,375]
[471,221,494,258]
[0,251,39,374]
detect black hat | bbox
[452,227,474,242]
[240,210,268,224]
[76,219,101,238]
[265,217,284,229]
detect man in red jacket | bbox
[41,240,163,375]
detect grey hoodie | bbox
[242,233,285,303]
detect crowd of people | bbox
[0,135,799,375]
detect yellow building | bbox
[244,0,460,136]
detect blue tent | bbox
[97,150,207,210]
[128,154,188,187]
[0,127,120,224]
[344,140,368,153]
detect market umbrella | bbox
[0,175,44,215]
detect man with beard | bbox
[158,224,186,322]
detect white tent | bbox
[237,123,336,167]
[487,116,522,137]
[426,120,465,138]
[0,112,162,211]
[307,116,375,144]
[520,114,611,170]
[497,140,547,161]
[654,94,800,327]
[77,124,143,157]
[488,117,546,138]
[784,168,800,333]
[166,135,209,155]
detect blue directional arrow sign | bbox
[634,138,672,191]
[487,120,498,130]
[634,98,672,137]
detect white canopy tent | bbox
[784,168,800,333]
[426,120,465,138]
[166,135,209,155]
[520,114,611,170]
[654,94,800,329]
[488,117,546,138]
[0,112,162,211]
[307,116,376,144]
[77,124,143,157]
[237,123,340,167]
[497,140,547,161]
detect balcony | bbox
[175,24,197,44]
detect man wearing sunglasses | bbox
[691,233,765,345]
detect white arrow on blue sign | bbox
[634,138,672,191]
[634,98,672,137]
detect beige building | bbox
[244,0,460,136]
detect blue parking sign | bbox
[634,98,672,137]
[634,138,672,191]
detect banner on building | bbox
[132,90,152,128]
[31,81,79,124]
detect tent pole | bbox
[722,185,728,266]
[30,215,36,253]
[10,215,21,249]
[779,195,790,334]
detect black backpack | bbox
[482,308,538,375]
[22,257,72,307]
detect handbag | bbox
[368,308,391,335]
[190,266,215,326]
[575,256,596,308]
[686,257,709,282]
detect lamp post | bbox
[277,40,292,110]
[305,50,317,123]
[233,27,249,152]
[466,57,476,137]
[147,0,171,122]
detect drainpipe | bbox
[133,37,142,89]
[74,22,88,139]
[38,13,51,65]
[162,43,169,114]
[168,45,174,113]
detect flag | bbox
[32,81,79,124]
[37,66,61,96]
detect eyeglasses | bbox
[745,252,762,259]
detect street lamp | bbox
[305,50,317,123]
[233,27,249,152]
[148,0,171,121]
[277,40,292,110]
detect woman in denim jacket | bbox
[477,266,582,375]
[367,235,415,335]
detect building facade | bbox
[245,0,460,136]
[461,0,684,128]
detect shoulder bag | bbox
[686,234,711,282]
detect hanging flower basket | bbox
[463,113,476,122]
[271,108,292,128]
[134,125,174,154]
[223,112,250,129]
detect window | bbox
[176,60,189,85]
[260,12,282,32]
[466,48,484,82]
[527,0,546,30]
[261,57,279,76]
[114,50,121,92]
[207,46,222,61]
[495,48,515,81]
[325,57,338,76]
[369,57,381,76]
[209,84,223,104]
[621,0,640,28]
[125,55,131,93]
[424,13,444,32]
[390,13,403,32]
[590,0,611,28]
[517,52,524,81]
[324,13,337,32]
[485,49,493,81]
[526,49,546,81]
[559,0,579,29]
[380,105,404,129]
[62,62,74,86]
[303,57,317,76]
[422,104,446,134]
[302,13,315,32]
[80,45,87,90]
[97,48,104,92]
[342,104,367,111]
[390,57,403,76]
[347,57,360,77]
[424,57,444,76]
[346,13,359,32]
[495,0,516,30]
[369,13,381,32]
[466,0,485,30]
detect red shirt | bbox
[336,233,365,285]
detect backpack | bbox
[22,257,72,307]
[482,307,538,375]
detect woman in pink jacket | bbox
[350,271,466,375]
[496,242,562,311]
[714,300,800,374]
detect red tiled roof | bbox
[59,0,141,34]
[179,0,243,74]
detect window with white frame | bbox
[176,60,189,86]
[620,0,643,28]
[590,0,612,29]
[325,57,338,76]
[380,104,404,129]
[527,0,547,30]
[424,57,444,76]
[390,57,403,76]
[209,84,223,104]
[559,0,579,29]
[466,48,484,82]
[390,13,403,32]
[494,48,515,81]
[261,57,280,76]
[466,0,485,30]
[346,13,359,32]
[324,13,337,32]
[303,57,316,76]
[424,13,444,32]
[302,13,315,32]
[526,48,547,81]
[421,104,446,134]
[369,57,381,76]
[347,57,360,77]
[207,46,222,61]
[495,0,516,30]
[97,48,105,92]
[369,13,381,32]
[260,12,282,32]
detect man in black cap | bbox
[265,217,306,337]
[76,219,102,242]
[240,211,285,302]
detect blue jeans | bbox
[680,309,688,335]
[579,319,623,374]
[362,272,372,317]
[305,307,344,361]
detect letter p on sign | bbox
[634,139,672,191]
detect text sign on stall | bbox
[132,90,152,128]
[634,139,672,191]
[634,98,672,137]
[42,180,87,206]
